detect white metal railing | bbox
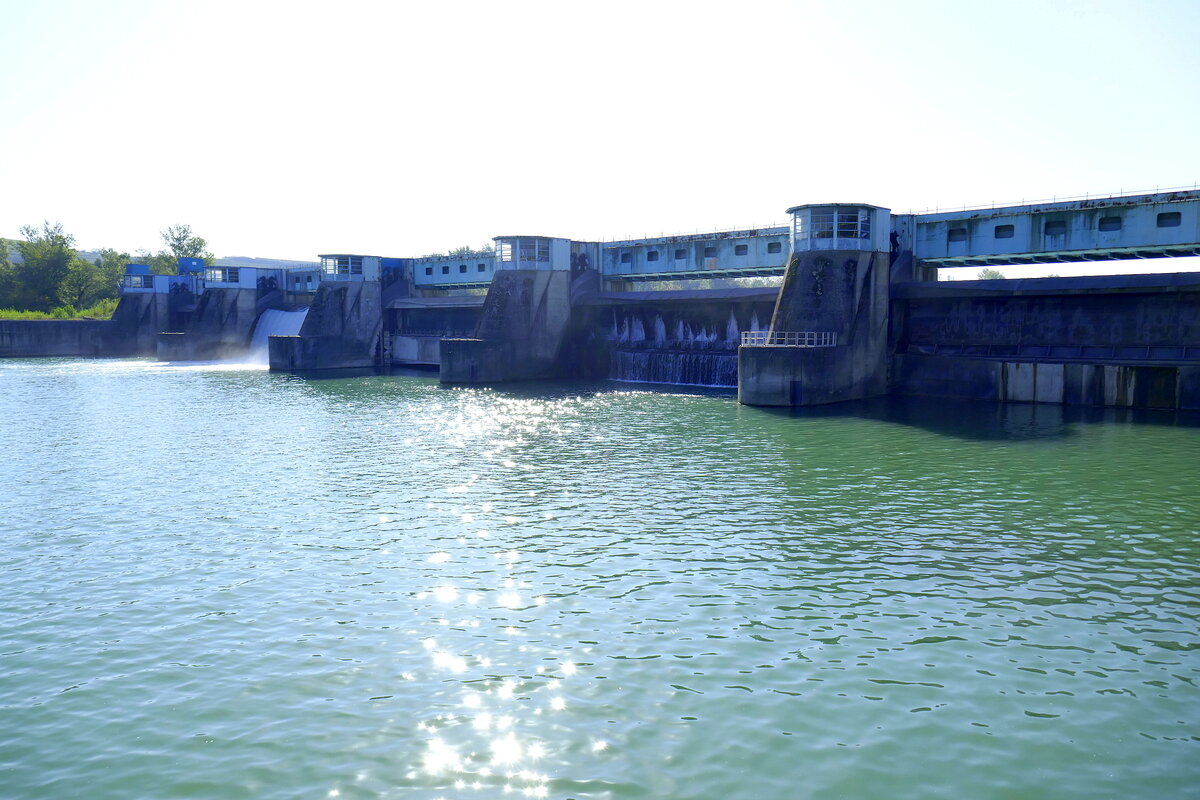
[901,183,1200,216]
[741,331,837,347]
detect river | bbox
[1,358,1197,799]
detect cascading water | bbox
[726,310,740,344]
[611,349,738,387]
[653,315,667,348]
[248,308,309,363]
[608,311,740,387]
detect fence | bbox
[740,331,837,347]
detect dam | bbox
[2,188,1198,410]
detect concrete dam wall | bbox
[0,319,112,358]
[269,281,383,371]
[891,273,1200,410]
[573,287,777,387]
[0,293,166,359]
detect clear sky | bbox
[1,0,1198,264]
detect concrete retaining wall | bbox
[0,293,167,358]
[0,320,110,357]
[895,353,1200,410]
[895,274,1200,352]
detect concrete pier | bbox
[439,271,572,383]
[739,204,893,407]
[269,281,383,371]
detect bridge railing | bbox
[741,331,837,347]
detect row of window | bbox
[617,241,781,264]
[424,263,490,276]
[321,256,363,276]
[795,210,872,240]
[205,268,240,283]
[948,212,1184,243]
[496,239,550,263]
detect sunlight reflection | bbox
[490,732,522,765]
[423,738,462,774]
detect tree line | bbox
[0,223,211,317]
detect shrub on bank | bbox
[0,298,119,320]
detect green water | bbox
[1,358,1198,799]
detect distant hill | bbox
[3,242,319,270]
[212,255,320,269]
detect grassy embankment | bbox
[0,298,120,320]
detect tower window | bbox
[1157,212,1182,228]
[1098,216,1121,232]
[994,224,1014,239]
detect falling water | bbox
[629,316,646,343]
[653,315,668,347]
[248,308,308,363]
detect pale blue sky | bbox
[1,0,1198,263]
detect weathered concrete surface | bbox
[0,293,168,358]
[385,295,485,366]
[388,334,443,366]
[740,250,890,406]
[106,292,169,355]
[269,281,382,371]
[156,288,258,361]
[893,273,1200,352]
[571,286,778,383]
[895,354,1200,410]
[440,271,572,383]
[0,319,111,357]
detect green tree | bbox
[140,225,213,274]
[161,223,210,259]
[93,248,131,297]
[58,258,108,309]
[0,239,15,308]
[15,221,81,311]
[977,267,1006,280]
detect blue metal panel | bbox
[905,190,1200,268]
[600,228,791,281]
[124,263,150,275]
[178,257,206,273]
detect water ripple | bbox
[0,361,1197,798]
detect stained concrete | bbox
[895,353,1200,410]
[269,281,382,371]
[0,293,167,359]
[440,271,572,383]
[739,250,891,406]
